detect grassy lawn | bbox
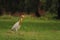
[0,15,60,40]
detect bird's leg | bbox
[15,28,18,32]
[11,28,14,31]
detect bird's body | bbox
[11,15,25,32]
[11,21,21,31]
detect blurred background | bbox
[0,0,60,40]
[0,0,59,19]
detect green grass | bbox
[0,15,60,40]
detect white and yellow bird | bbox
[11,15,25,32]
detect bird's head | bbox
[19,15,25,24]
[21,15,25,18]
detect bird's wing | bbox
[11,21,20,29]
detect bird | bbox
[11,15,25,32]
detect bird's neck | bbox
[19,17,23,24]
